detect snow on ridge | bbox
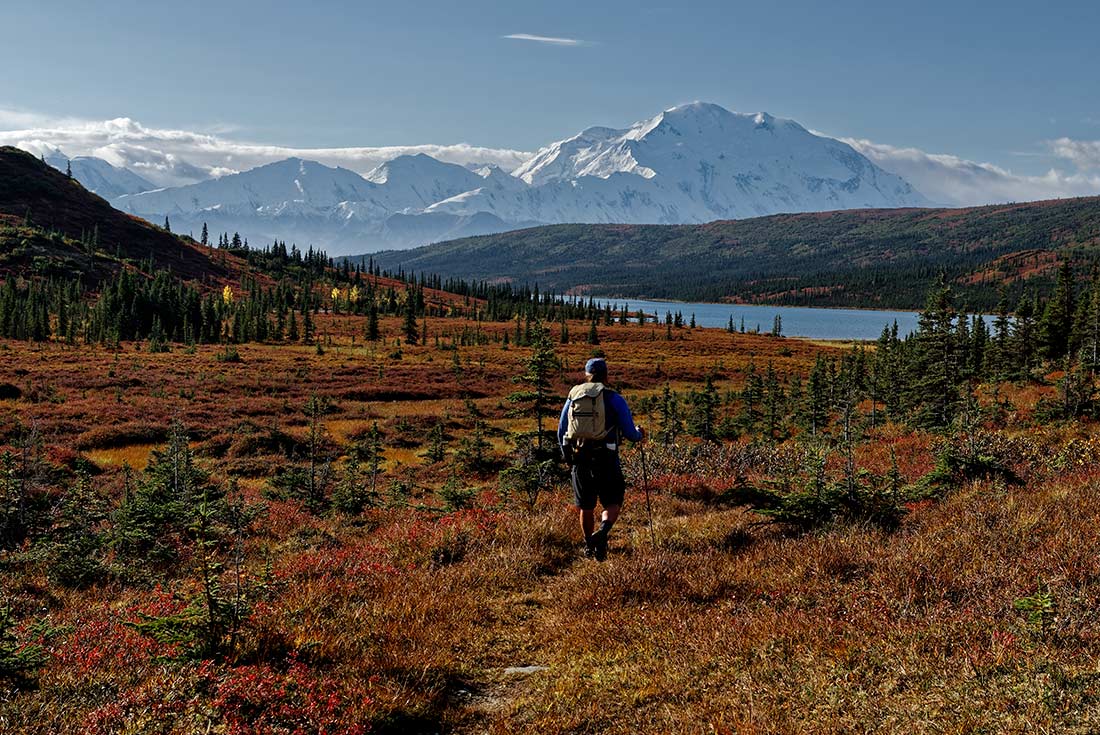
[106,102,927,254]
[40,147,156,198]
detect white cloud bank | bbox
[0,111,531,188]
[842,137,1100,207]
[3,106,1099,207]
[502,33,589,46]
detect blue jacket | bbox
[558,387,642,447]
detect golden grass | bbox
[84,442,158,470]
[4,315,1096,734]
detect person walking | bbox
[558,357,645,560]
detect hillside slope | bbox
[0,146,238,285]
[370,196,1100,309]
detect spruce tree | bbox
[352,423,385,500]
[909,280,959,427]
[302,297,314,343]
[422,422,447,465]
[507,321,560,450]
[988,293,1011,378]
[686,374,720,441]
[802,355,830,437]
[969,314,988,379]
[1079,270,1100,369]
[331,457,377,514]
[303,395,331,511]
[739,362,763,430]
[763,362,785,441]
[1039,261,1074,360]
[47,470,107,589]
[1012,294,1038,379]
[113,421,214,568]
[657,384,682,445]
[402,291,419,344]
[456,417,491,474]
[367,302,380,341]
[287,310,299,342]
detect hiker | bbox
[558,357,645,560]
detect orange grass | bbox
[3,316,1099,733]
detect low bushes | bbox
[73,422,167,450]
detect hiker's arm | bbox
[557,400,570,444]
[610,393,643,442]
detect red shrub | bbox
[213,660,370,735]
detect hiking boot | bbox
[591,528,608,561]
[583,544,595,560]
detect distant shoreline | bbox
[588,296,922,317]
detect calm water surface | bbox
[598,298,925,341]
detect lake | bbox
[597,298,926,341]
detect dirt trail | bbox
[454,520,655,733]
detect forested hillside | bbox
[369,197,1100,310]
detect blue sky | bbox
[3,0,1100,202]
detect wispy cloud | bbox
[1048,137,1100,171]
[502,33,589,47]
[841,137,1100,207]
[0,109,531,187]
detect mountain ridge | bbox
[366,195,1100,310]
[105,102,929,253]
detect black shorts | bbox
[571,450,626,510]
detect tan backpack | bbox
[564,382,610,444]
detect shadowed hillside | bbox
[369,197,1100,309]
[0,146,238,285]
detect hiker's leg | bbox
[597,458,626,529]
[591,456,625,560]
[573,463,597,549]
[602,505,620,525]
[590,503,617,561]
[580,507,595,539]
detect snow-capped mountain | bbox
[114,155,534,248]
[362,154,489,208]
[110,103,928,253]
[44,149,154,199]
[116,158,375,214]
[499,102,923,221]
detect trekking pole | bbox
[640,442,655,545]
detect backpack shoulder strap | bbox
[602,387,619,424]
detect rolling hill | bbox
[0,146,239,285]
[369,196,1100,310]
